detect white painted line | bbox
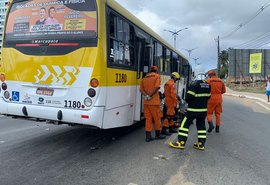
[256,101,270,111]
[0,141,5,144]
[128,183,138,185]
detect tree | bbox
[219,50,228,79]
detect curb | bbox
[225,93,270,108]
[225,93,266,103]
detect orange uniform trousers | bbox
[144,104,162,132]
[207,94,223,126]
[163,102,176,127]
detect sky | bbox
[114,0,270,72]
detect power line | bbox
[234,30,270,48]
[240,33,270,48]
[249,38,270,48]
[220,0,270,39]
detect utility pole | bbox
[193,57,199,65]
[164,27,188,48]
[183,47,198,64]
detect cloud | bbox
[115,0,270,71]
[135,9,168,33]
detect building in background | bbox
[0,0,8,56]
[228,49,270,84]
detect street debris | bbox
[153,154,170,160]
[90,147,100,151]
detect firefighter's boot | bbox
[169,126,178,133]
[161,127,171,136]
[215,126,220,133]
[169,140,185,149]
[155,130,166,140]
[145,131,154,142]
[193,142,205,150]
[207,122,214,133]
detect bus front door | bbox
[134,37,151,121]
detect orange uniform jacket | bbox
[164,79,177,107]
[140,72,161,105]
[207,76,226,103]
[140,72,162,131]
[163,79,177,126]
[207,76,226,125]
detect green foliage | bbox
[219,50,229,78]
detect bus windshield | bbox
[5,0,97,45]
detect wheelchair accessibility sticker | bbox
[12,91,20,102]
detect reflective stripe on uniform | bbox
[195,93,211,97]
[198,135,207,138]
[198,130,207,134]
[179,116,189,137]
[187,108,207,112]
[187,91,210,97]
[187,90,196,96]
[180,117,187,128]
[198,130,206,139]
[179,127,189,132]
[179,132,188,137]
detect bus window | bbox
[172,52,179,72]
[164,48,171,74]
[109,13,134,68]
[154,42,163,72]
[4,0,97,50]
[109,14,117,38]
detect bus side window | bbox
[154,42,163,73]
[172,52,179,73]
[164,48,171,74]
[109,12,134,69]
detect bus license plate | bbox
[36,88,54,96]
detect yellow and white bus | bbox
[0,0,192,129]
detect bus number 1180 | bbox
[115,73,127,83]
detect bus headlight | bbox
[4,91,10,99]
[84,97,92,107]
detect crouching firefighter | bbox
[169,78,211,150]
[162,72,180,135]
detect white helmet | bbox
[195,73,206,80]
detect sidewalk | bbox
[225,86,270,110]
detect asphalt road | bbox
[0,96,270,185]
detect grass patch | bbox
[227,84,266,94]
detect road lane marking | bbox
[256,101,270,111]
[165,158,194,185]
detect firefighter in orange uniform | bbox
[161,72,180,135]
[140,66,166,142]
[206,70,226,133]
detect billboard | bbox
[249,53,262,74]
[5,0,97,43]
